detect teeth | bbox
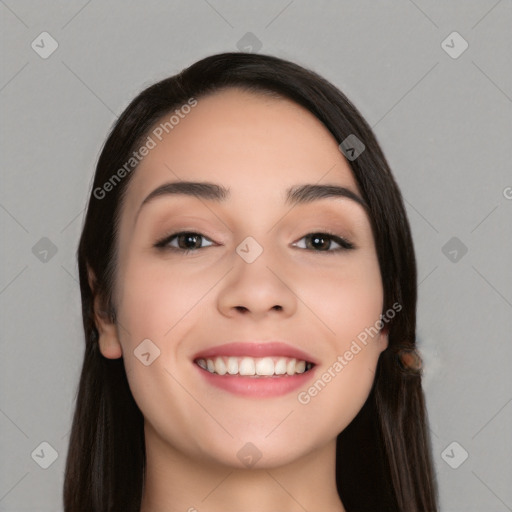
[196,356,313,376]
[256,357,274,376]
[214,357,227,375]
[274,357,287,375]
[295,360,306,373]
[239,357,256,376]
[227,357,238,375]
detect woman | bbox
[64,52,438,511]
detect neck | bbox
[140,422,346,512]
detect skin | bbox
[90,88,388,512]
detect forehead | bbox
[121,87,361,221]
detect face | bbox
[93,88,388,469]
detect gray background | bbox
[1,1,511,511]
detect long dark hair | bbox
[64,52,438,512]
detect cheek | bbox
[116,254,220,345]
[292,256,384,425]
[114,254,224,399]
[295,253,384,341]
[115,260,224,451]
[296,352,379,440]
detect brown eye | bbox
[306,234,331,250]
[294,232,354,253]
[154,232,214,252]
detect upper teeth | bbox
[196,356,312,376]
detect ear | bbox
[87,265,123,359]
[377,323,390,353]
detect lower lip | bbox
[195,363,317,398]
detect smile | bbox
[195,356,315,377]
[192,341,318,397]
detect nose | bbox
[216,245,297,321]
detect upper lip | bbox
[192,341,318,365]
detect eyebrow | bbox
[135,180,368,223]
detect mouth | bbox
[195,356,315,377]
[191,341,318,397]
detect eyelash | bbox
[153,230,355,255]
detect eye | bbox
[154,230,355,254]
[154,231,215,253]
[293,232,355,253]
